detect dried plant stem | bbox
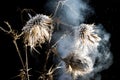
[51,31,73,49]
[0,22,25,68]
[20,9,37,24]
[53,0,78,20]
[25,46,30,80]
[13,40,25,69]
[0,22,29,80]
[51,33,67,48]
[53,0,67,18]
[43,45,51,71]
[52,1,61,18]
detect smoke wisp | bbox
[45,0,113,80]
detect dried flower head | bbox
[22,14,54,48]
[62,52,93,79]
[77,24,101,46]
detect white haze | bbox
[45,0,113,80]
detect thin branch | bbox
[0,22,25,68]
[52,0,67,18]
[13,40,25,69]
[43,45,51,71]
[51,33,67,48]
[25,46,30,80]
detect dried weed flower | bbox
[76,24,101,46]
[22,14,54,49]
[62,52,93,79]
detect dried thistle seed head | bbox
[22,14,54,48]
[77,24,101,46]
[63,52,93,78]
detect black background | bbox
[0,0,120,80]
